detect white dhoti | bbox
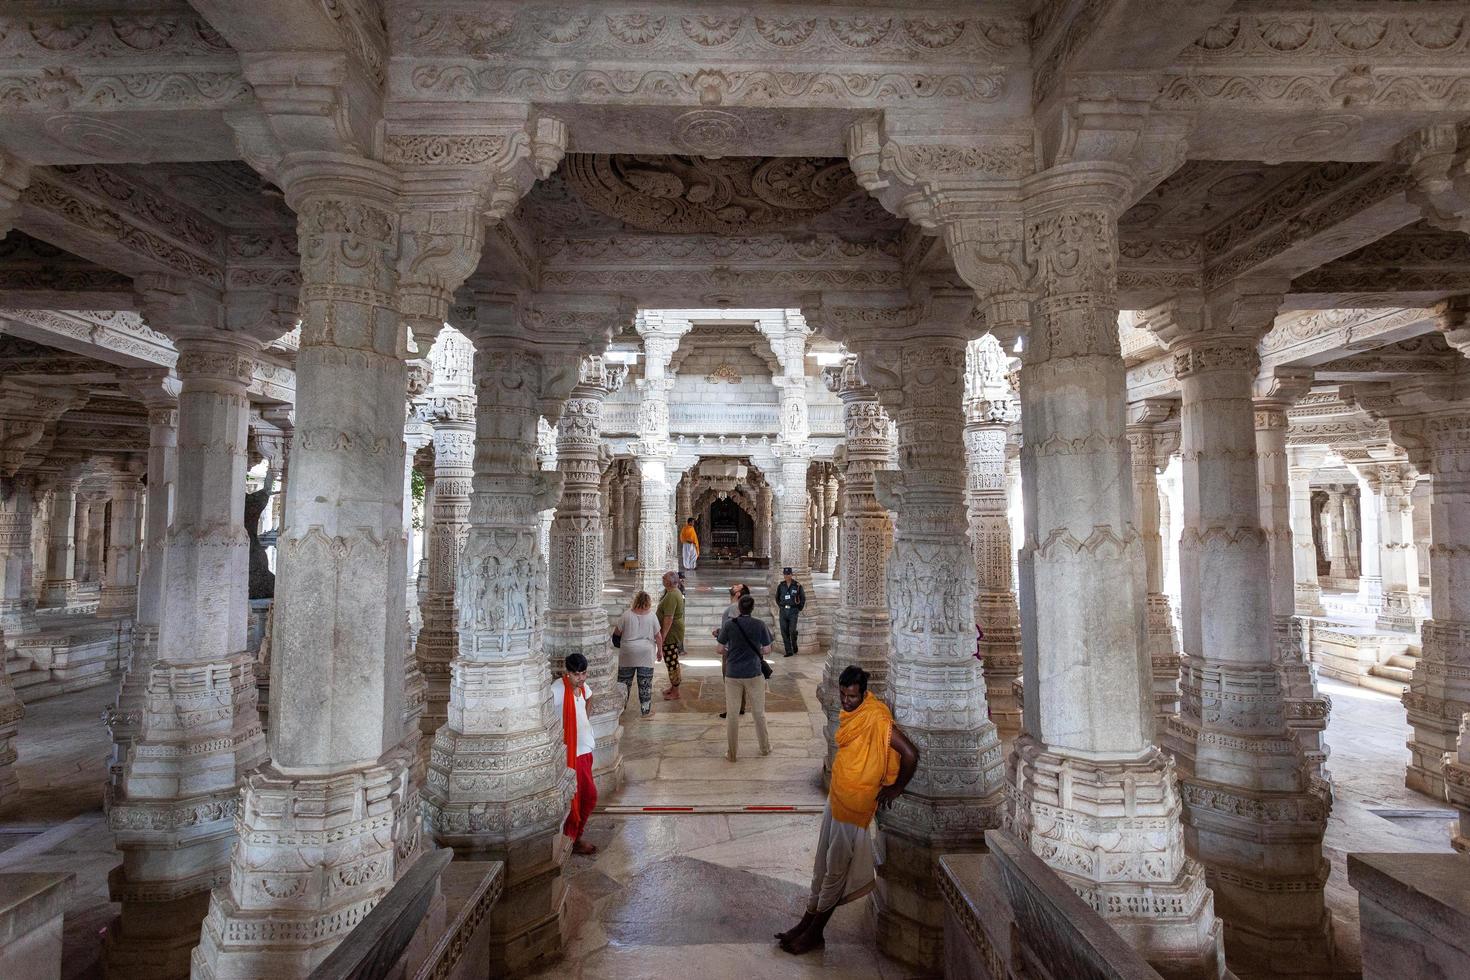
[681,542,698,569]
[807,802,877,913]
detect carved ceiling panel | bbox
[1120,160,1309,236]
[558,154,873,235]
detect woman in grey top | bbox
[613,590,661,717]
[715,593,773,762]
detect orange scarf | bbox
[561,674,580,769]
[829,692,900,828]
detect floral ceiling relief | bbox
[560,154,858,235]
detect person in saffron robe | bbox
[776,665,919,954]
[679,516,700,570]
[554,652,598,855]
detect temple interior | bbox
[2,1,1470,978]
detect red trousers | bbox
[563,752,597,842]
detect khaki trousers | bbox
[724,675,770,761]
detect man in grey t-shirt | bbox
[716,594,773,762]
[717,583,750,719]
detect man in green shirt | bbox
[657,570,686,701]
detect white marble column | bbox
[1127,401,1184,725]
[87,493,109,585]
[619,468,638,562]
[1364,464,1422,632]
[547,356,625,794]
[74,496,95,584]
[0,473,32,801]
[1325,486,1352,579]
[1344,492,1361,577]
[107,309,272,978]
[196,163,422,978]
[422,318,576,973]
[40,478,79,606]
[852,302,1004,965]
[1356,471,1383,609]
[817,357,894,772]
[1256,374,1331,779]
[756,482,773,560]
[600,465,617,580]
[1288,446,1327,615]
[0,474,38,632]
[98,467,143,617]
[414,327,476,766]
[773,371,813,582]
[633,327,682,592]
[964,336,1023,744]
[1146,291,1332,974]
[1388,407,1470,800]
[400,364,433,781]
[1011,178,1220,977]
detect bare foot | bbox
[775,912,815,943]
[571,839,598,855]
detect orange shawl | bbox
[561,674,580,769]
[829,692,901,828]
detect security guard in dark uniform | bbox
[775,566,805,657]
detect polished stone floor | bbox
[0,615,1456,977]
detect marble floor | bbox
[0,633,1457,978]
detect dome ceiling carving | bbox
[558,153,869,235]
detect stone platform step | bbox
[1384,653,1419,671]
[1369,663,1414,685]
[1359,672,1410,697]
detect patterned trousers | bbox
[662,639,683,687]
[618,665,654,715]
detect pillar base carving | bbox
[1376,589,1422,632]
[414,595,457,759]
[192,749,422,979]
[103,887,213,980]
[1008,736,1225,978]
[40,577,79,608]
[1446,752,1470,853]
[0,681,21,802]
[423,723,574,974]
[1274,618,1332,780]
[98,585,138,619]
[1293,583,1325,618]
[1404,619,1470,798]
[1173,659,1336,975]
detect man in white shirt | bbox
[553,653,599,855]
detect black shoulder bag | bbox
[732,616,774,680]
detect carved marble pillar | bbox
[1343,491,1361,577]
[1256,374,1331,780]
[40,479,78,606]
[105,381,178,802]
[1365,464,1422,632]
[675,473,693,536]
[1390,409,1470,801]
[423,325,575,974]
[0,474,31,801]
[963,336,1023,744]
[107,322,271,978]
[1011,181,1221,977]
[98,467,143,617]
[414,389,475,768]
[808,471,825,569]
[88,493,109,586]
[1288,446,1327,615]
[619,470,638,562]
[547,356,625,795]
[400,367,433,782]
[773,357,813,581]
[822,470,840,574]
[0,474,38,632]
[73,497,95,584]
[1128,401,1184,725]
[634,330,680,592]
[1356,471,1383,609]
[1325,487,1351,580]
[600,465,617,580]
[195,165,422,978]
[854,315,1004,967]
[817,358,894,773]
[756,483,773,560]
[1147,292,1332,974]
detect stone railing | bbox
[1349,851,1470,979]
[307,850,506,980]
[940,830,1164,980]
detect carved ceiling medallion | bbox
[561,154,858,235]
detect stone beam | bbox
[1259,306,1440,370]
[1290,224,1470,309]
[1158,4,1470,160]
[0,309,175,368]
[1202,161,1418,291]
[1031,0,1236,107]
[19,166,225,288]
[388,3,1030,154]
[0,5,248,164]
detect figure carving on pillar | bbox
[1127,399,1184,726]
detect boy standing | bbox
[554,653,598,855]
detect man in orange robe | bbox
[679,517,699,570]
[776,664,919,954]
